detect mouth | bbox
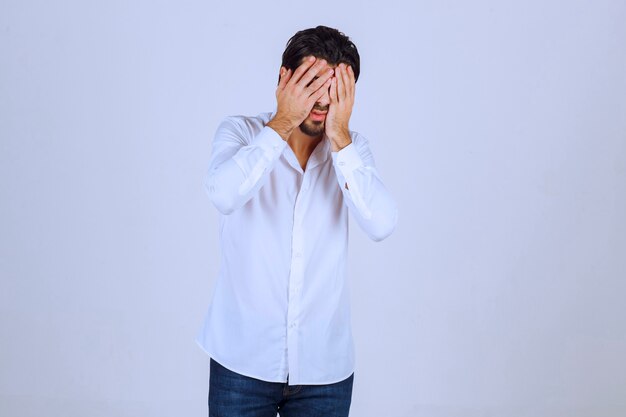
[309,110,327,121]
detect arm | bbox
[204,56,335,214]
[331,133,398,242]
[204,57,332,214]
[203,117,287,214]
[325,63,398,241]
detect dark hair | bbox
[280,25,360,83]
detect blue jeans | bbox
[209,358,354,417]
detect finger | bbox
[305,68,334,97]
[337,65,346,100]
[341,64,351,97]
[298,58,328,89]
[307,78,332,106]
[288,56,317,86]
[346,65,355,96]
[329,76,338,103]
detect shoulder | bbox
[224,112,271,130]
[219,113,267,132]
[348,129,372,149]
[345,129,376,165]
[216,112,272,143]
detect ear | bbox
[277,67,284,86]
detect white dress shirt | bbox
[195,110,398,385]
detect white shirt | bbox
[195,110,398,385]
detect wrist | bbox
[267,115,294,141]
[329,129,352,151]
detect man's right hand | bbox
[267,56,334,141]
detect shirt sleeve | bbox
[331,133,398,241]
[203,116,287,214]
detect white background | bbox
[1,1,625,416]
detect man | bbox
[196,25,398,417]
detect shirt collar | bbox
[266,110,331,171]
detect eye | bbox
[306,76,319,88]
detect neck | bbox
[288,127,323,155]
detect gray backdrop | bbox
[1,1,625,416]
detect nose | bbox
[315,86,331,110]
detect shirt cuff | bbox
[331,142,364,176]
[253,125,288,157]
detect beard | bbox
[299,118,325,137]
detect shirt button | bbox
[294,252,302,258]
[338,161,345,166]
[289,322,296,329]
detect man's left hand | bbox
[326,63,355,152]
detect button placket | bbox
[286,183,305,381]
